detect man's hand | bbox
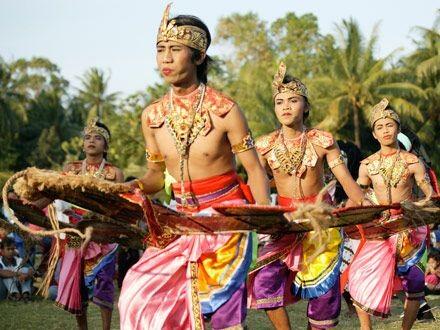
[18,272,28,283]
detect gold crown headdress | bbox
[83,118,110,144]
[156,3,208,52]
[369,98,400,128]
[272,62,308,99]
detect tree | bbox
[214,12,333,136]
[77,68,119,122]
[402,11,440,169]
[311,19,425,149]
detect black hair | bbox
[0,237,15,249]
[125,176,137,182]
[334,140,362,204]
[282,75,310,120]
[172,15,213,84]
[96,121,111,159]
[428,250,440,263]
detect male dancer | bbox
[348,99,433,330]
[251,62,366,329]
[55,119,123,330]
[118,5,270,330]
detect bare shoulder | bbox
[307,128,334,149]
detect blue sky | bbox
[1,0,438,96]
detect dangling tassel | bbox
[37,204,60,298]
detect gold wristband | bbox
[145,149,165,163]
[135,179,146,192]
[328,154,345,169]
[231,133,255,154]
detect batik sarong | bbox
[249,194,342,329]
[119,171,254,330]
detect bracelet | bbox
[135,179,146,192]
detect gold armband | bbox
[359,183,370,190]
[145,149,165,163]
[328,154,345,169]
[231,133,255,154]
[416,173,431,188]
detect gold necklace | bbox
[165,84,206,206]
[378,149,406,203]
[274,128,307,175]
[81,159,106,179]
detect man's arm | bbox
[325,144,366,205]
[115,168,124,183]
[132,107,166,194]
[224,105,270,205]
[411,161,434,198]
[0,269,18,278]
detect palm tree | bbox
[77,68,119,122]
[403,12,439,168]
[312,19,425,148]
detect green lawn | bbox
[0,293,438,329]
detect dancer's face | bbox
[373,118,400,147]
[156,40,203,86]
[274,91,308,126]
[83,133,107,157]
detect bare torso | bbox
[256,128,336,199]
[152,116,235,181]
[271,150,326,198]
[358,150,430,204]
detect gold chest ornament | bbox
[80,159,106,180]
[368,150,408,188]
[164,84,207,206]
[273,129,307,175]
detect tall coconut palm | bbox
[77,68,119,122]
[312,19,426,148]
[403,12,439,168]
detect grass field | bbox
[0,293,439,329]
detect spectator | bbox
[426,251,440,293]
[0,237,33,302]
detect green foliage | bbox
[0,10,439,175]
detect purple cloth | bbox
[399,265,425,300]
[253,260,290,309]
[92,255,116,310]
[209,282,246,329]
[307,279,341,329]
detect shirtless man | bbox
[348,98,433,330]
[118,5,269,329]
[250,62,366,329]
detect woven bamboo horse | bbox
[3,168,440,249]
